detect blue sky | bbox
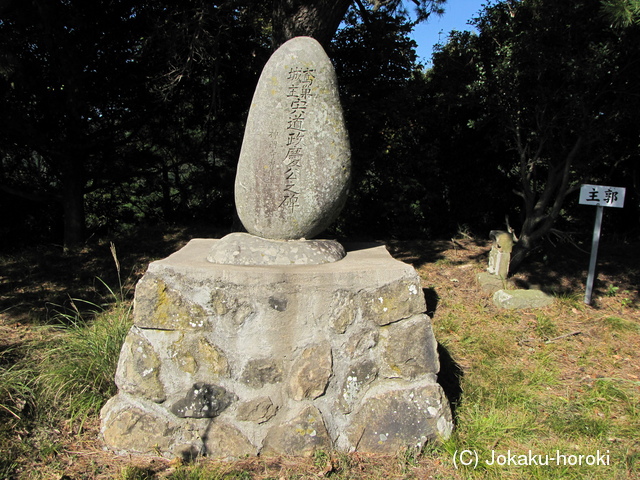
[408,0,486,66]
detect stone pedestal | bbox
[100,239,453,459]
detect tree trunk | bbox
[61,160,85,251]
[272,0,353,48]
[509,230,535,274]
[508,133,585,274]
[161,163,173,220]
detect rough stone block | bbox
[202,422,257,460]
[170,383,235,419]
[133,275,208,330]
[327,289,357,334]
[289,342,332,400]
[236,396,278,424]
[337,360,378,414]
[101,394,203,458]
[168,336,229,376]
[493,289,554,309]
[361,280,426,326]
[240,358,284,389]
[115,326,165,403]
[345,383,453,453]
[380,314,440,380]
[261,405,332,457]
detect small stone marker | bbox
[487,230,513,279]
[477,230,554,308]
[234,36,351,241]
[477,230,513,294]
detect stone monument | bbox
[100,37,453,460]
[476,230,554,309]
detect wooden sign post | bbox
[579,184,626,305]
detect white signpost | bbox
[579,184,626,305]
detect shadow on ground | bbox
[423,286,464,423]
[0,223,229,325]
[386,238,489,269]
[437,343,464,423]
[511,240,640,303]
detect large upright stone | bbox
[234,36,351,240]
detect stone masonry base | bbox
[100,239,453,459]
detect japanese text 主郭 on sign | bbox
[579,184,626,208]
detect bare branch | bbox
[367,0,397,12]
[545,331,582,344]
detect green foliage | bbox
[366,0,447,22]
[313,448,331,469]
[428,0,640,268]
[330,10,443,238]
[606,284,620,296]
[0,0,272,247]
[0,0,159,247]
[2,0,636,248]
[605,285,635,308]
[602,0,640,26]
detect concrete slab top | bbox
[148,239,417,286]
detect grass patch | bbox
[34,299,131,430]
[0,347,34,423]
[31,245,132,430]
[165,464,253,480]
[0,295,131,478]
[603,316,639,332]
[546,408,611,438]
[120,465,157,480]
[0,342,37,477]
[554,291,585,310]
[534,314,558,340]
